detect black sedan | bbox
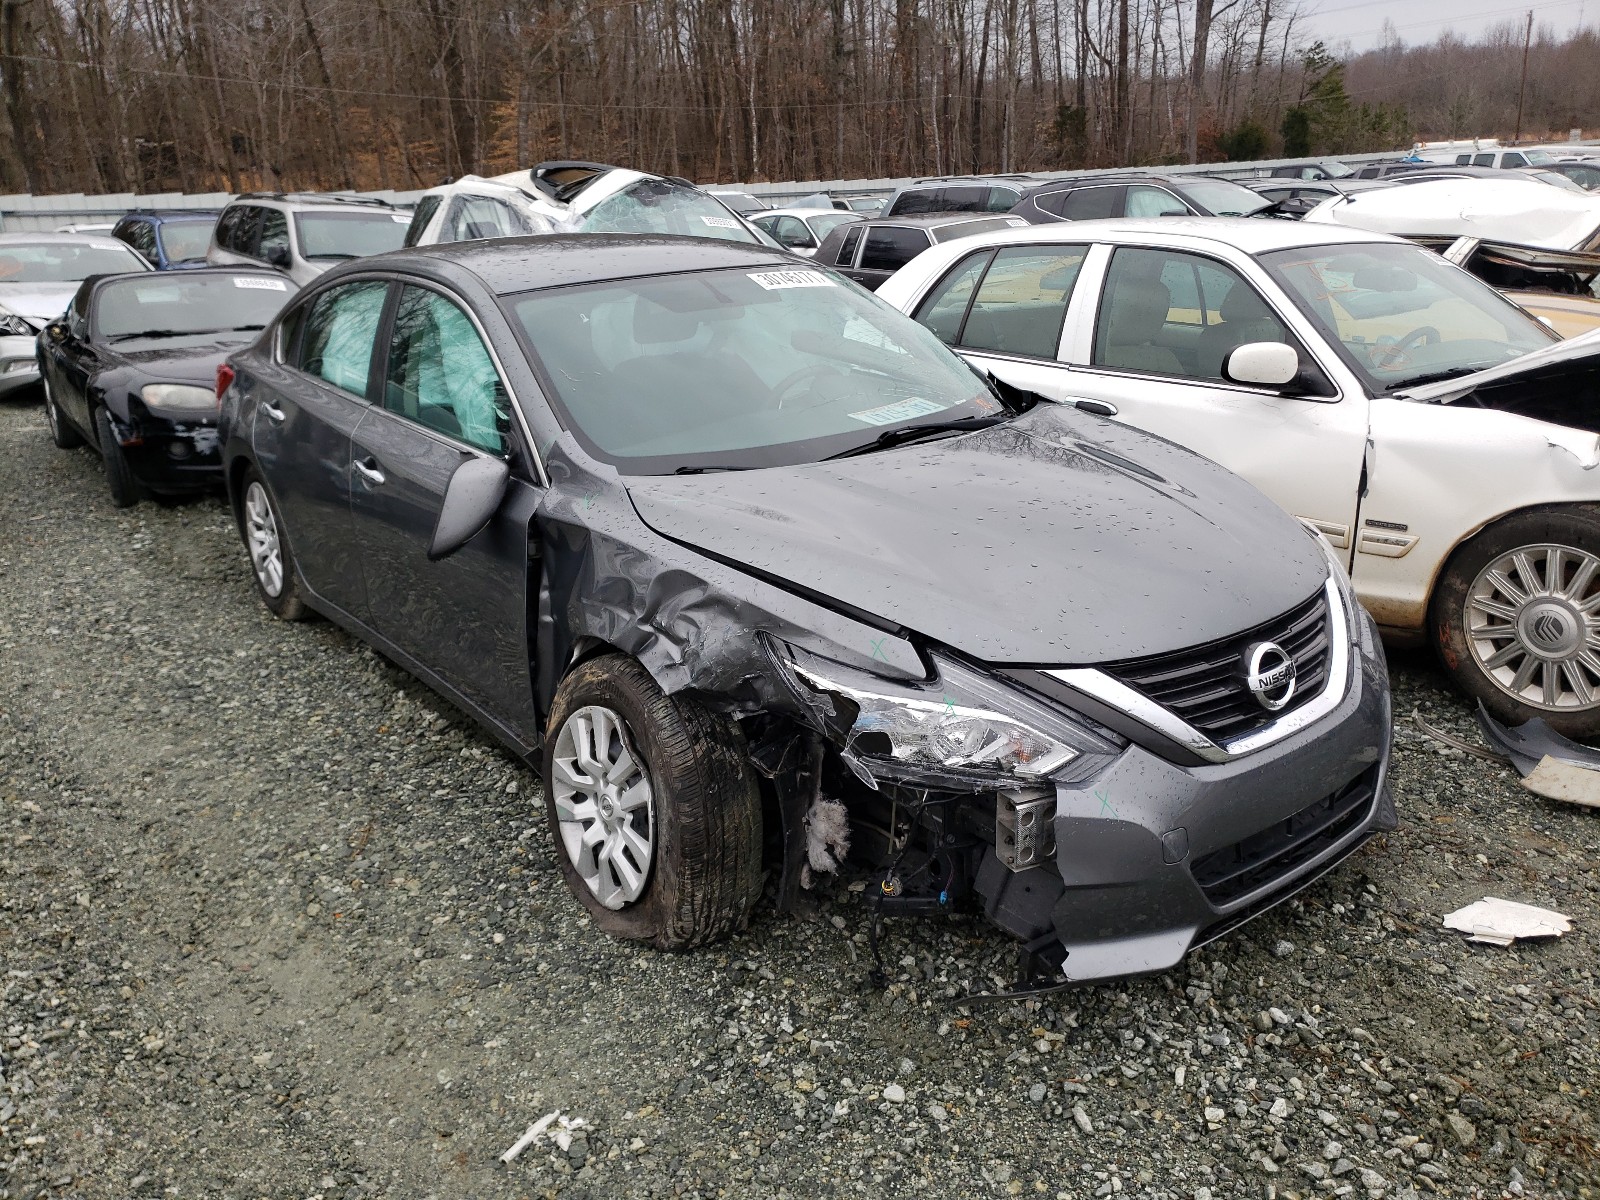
[218,235,1394,986]
[39,268,294,506]
[1009,173,1272,222]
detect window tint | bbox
[984,187,1021,212]
[384,286,508,454]
[1031,189,1071,217]
[213,207,243,252]
[1473,153,1495,167]
[889,188,949,216]
[913,250,993,344]
[120,221,157,259]
[835,225,864,266]
[1502,153,1526,168]
[1062,186,1122,220]
[859,227,930,272]
[258,209,290,263]
[1093,246,1291,381]
[298,281,387,397]
[958,246,1086,358]
[444,195,527,243]
[404,194,443,247]
[232,206,264,255]
[1455,154,1473,165]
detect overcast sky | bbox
[1302,0,1591,53]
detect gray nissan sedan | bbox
[218,234,1395,988]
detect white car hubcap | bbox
[244,481,285,598]
[551,705,655,910]
[1466,543,1600,711]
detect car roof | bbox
[388,234,795,296]
[917,215,1409,254]
[0,231,137,250]
[756,207,859,220]
[857,213,1014,228]
[122,210,221,221]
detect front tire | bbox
[43,377,82,449]
[543,655,763,950]
[240,468,308,621]
[94,406,141,508]
[1431,505,1600,739]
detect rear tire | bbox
[43,378,82,449]
[543,654,763,950]
[239,468,308,621]
[94,406,141,508]
[1431,505,1600,740]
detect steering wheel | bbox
[771,362,842,409]
[1369,325,1441,371]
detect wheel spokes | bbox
[549,704,655,910]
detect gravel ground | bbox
[2,394,1598,1200]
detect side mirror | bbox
[429,455,510,561]
[1225,341,1300,388]
[46,321,67,344]
[265,245,291,269]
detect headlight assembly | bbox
[141,383,218,412]
[777,642,1119,791]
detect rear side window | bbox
[917,246,1086,359]
[258,210,289,262]
[1473,153,1495,167]
[297,280,388,398]
[834,224,864,266]
[1031,190,1071,217]
[228,206,263,256]
[1062,186,1122,220]
[859,227,930,272]
[1502,153,1526,168]
[404,194,443,247]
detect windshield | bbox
[155,220,216,264]
[1532,170,1588,193]
[1524,150,1555,166]
[0,241,147,282]
[1259,241,1557,391]
[577,181,764,244]
[809,213,862,238]
[508,264,998,473]
[95,273,293,339]
[1180,178,1272,217]
[1320,161,1355,178]
[294,211,409,260]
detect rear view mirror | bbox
[1225,342,1300,388]
[429,455,510,561]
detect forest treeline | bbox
[0,0,1593,196]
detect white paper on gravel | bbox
[1441,897,1573,946]
[500,1110,589,1165]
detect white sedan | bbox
[877,217,1600,735]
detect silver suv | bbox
[206,193,410,287]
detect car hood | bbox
[1396,325,1600,402]
[1306,177,1600,251]
[106,334,256,383]
[0,282,76,325]
[624,406,1327,665]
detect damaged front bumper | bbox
[111,406,224,493]
[975,607,1394,986]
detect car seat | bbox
[1098,274,1184,375]
[1195,284,1289,380]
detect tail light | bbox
[215,363,236,408]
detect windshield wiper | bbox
[309,252,358,260]
[108,326,258,342]
[673,464,750,474]
[826,415,1004,460]
[1384,366,1484,391]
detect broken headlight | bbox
[0,309,34,338]
[779,644,1118,791]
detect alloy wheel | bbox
[243,481,285,598]
[550,704,656,910]
[1465,542,1600,711]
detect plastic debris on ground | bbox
[1474,702,1600,810]
[1441,897,1573,947]
[499,1110,589,1165]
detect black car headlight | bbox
[0,310,34,337]
[776,642,1119,791]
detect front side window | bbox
[859,227,929,272]
[1473,153,1496,167]
[508,265,996,473]
[383,286,508,453]
[1093,246,1294,381]
[985,187,1021,212]
[0,240,148,283]
[294,211,409,261]
[298,280,388,397]
[404,194,443,247]
[1260,241,1556,392]
[156,220,215,265]
[444,196,528,243]
[1126,185,1190,218]
[835,225,864,266]
[917,246,1087,359]
[1063,186,1122,220]
[1502,152,1529,168]
[771,216,814,249]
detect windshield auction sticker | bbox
[700,215,739,229]
[233,277,289,290]
[848,396,947,426]
[747,270,836,290]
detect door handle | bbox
[1070,398,1119,418]
[352,457,386,486]
[261,401,286,423]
